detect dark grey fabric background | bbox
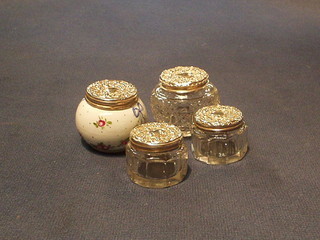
[1,0,319,239]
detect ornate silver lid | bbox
[85,80,138,110]
[159,66,209,93]
[194,105,244,131]
[130,122,183,152]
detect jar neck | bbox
[160,79,208,93]
[85,93,138,110]
[129,138,183,153]
[194,120,245,132]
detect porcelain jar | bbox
[76,79,147,152]
[150,66,220,137]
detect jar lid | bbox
[159,66,209,93]
[194,105,244,132]
[130,122,183,152]
[85,80,138,110]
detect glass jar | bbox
[75,80,147,153]
[126,122,188,188]
[191,105,248,165]
[150,66,220,137]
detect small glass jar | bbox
[126,122,188,188]
[75,80,147,153]
[191,105,248,165]
[150,66,220,137]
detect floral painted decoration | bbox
[119,138,129,146]
[90,138,129,152]
[93,116,112,129]
[92,142,111,151]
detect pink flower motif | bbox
[93,118,112,128]
[98,120,106,127]
[96,142,111,150]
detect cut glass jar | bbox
[126,122,188,188]
[192,105,248,165]
[150,66,220,137]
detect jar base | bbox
[192,146,248,165]
[88,142,125,153]
[127,167,187,188]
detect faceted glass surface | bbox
[150,82,220,137]
[191,124,248,165]
[126,143,188,188]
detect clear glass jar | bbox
[126,122,188,188]
[191,105,248,165]
[150,66,220,137]
[75,80,147,153]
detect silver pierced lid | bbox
[194,105,244,131]
[160,66,209,92]
[130,122,183,152]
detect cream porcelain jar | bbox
[76,80,147,153]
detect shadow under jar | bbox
[150,66,220,137]
[75,80,147,153]
[191,105,248,165]
[126,122,188,188]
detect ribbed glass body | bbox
[191,124,248,165]
[150,82,220,137]
[126,142,188,188]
